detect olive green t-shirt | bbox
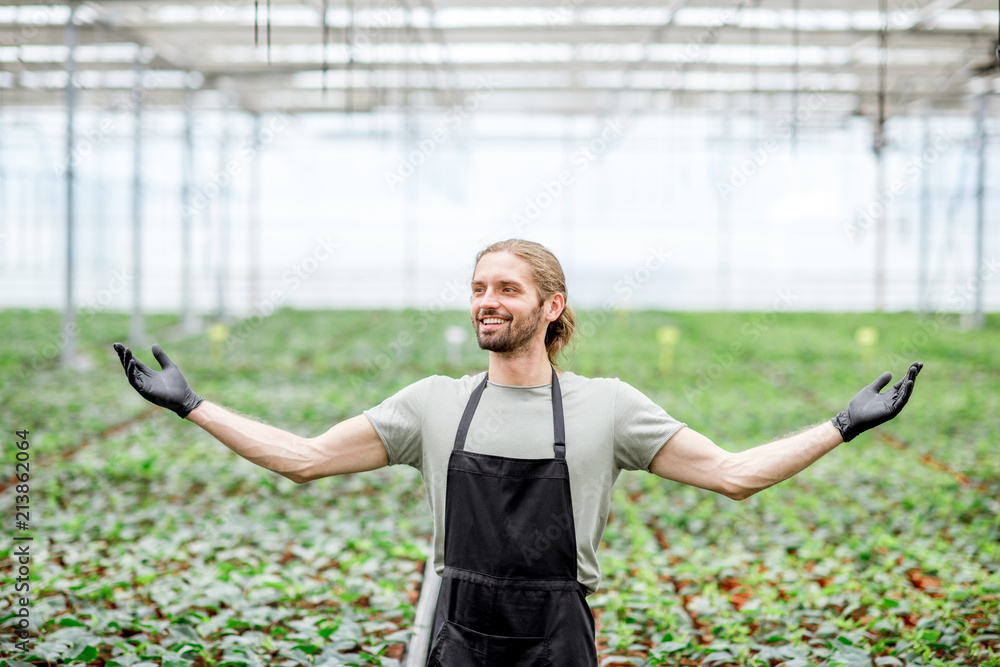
[363,370,686,595]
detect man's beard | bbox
[473,304,546,357]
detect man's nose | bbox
[480,287,501,306]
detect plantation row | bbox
[1,308,997,666]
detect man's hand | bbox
[832,362,923,442]
[113,343,205,418]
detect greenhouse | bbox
[1,0,998,665]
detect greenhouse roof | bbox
[1,0,997,118]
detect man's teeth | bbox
[482,318,508,325]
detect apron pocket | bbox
[427,619,552,667]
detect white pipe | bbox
[61,4,77,369]
[404,554,441,667]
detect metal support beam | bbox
[248,112,262,314]
[130,54,145,343]
[972,93,987,328]
[61,4,77,369]
[403,105,418,309]
[561,126,576,294]
[873,0,889,312]
[717,109,732,310]
[918,113,931,316]
[216,105,232,321]
[873,139,887,312]
[0,94,5,262]
[181,81,198,333]
[401,4,418,310]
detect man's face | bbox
[470,251,548,357]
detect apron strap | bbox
[453,373,489,451]
[551,366,566,459]
[453,366,566,460]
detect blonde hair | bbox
[474,239,576,368]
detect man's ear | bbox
[545,292,565,322]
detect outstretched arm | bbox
[186,404,389,483]
[113,343,389,483]
[650,362,923,500]
[650,421,842,500]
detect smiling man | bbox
[113,238,923,666]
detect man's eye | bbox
[472,287,514,294]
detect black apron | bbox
[426,367,599,666]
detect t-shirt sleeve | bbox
[613,379,687,472]
[362,376,435,470]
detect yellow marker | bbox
[657,325,681,374]
[208,323,230,360]
[615,303,630,329]
[855,326,878,367]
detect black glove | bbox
[832,362,923,442]
[113,343,205,418]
